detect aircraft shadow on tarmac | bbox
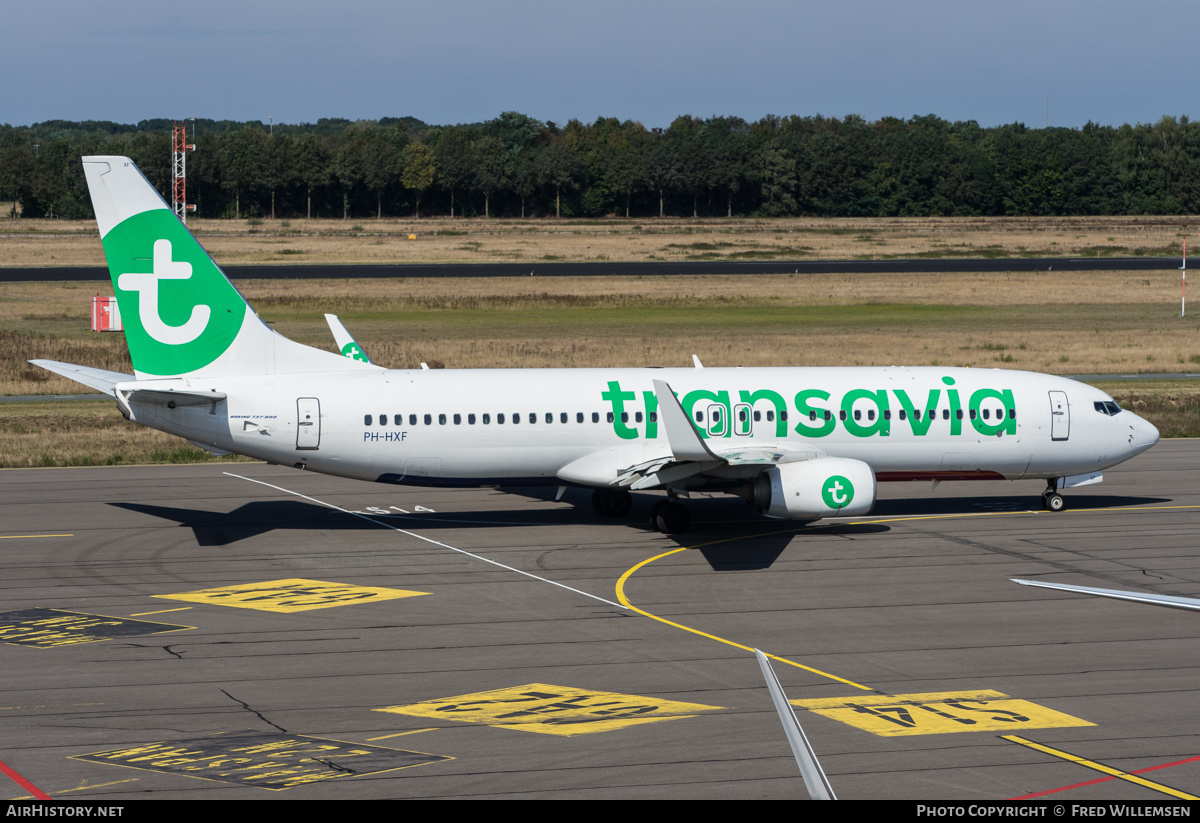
[109,491,1168,553]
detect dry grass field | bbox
[2,215,1198,466]
[1,214,1196,267]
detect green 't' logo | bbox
[821,475,855,509]
[103,210,245,376]
[340,342,370,362]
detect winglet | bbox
[325,314,372,363]
[652,379,721,463]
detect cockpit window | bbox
[1094,400,1123,416]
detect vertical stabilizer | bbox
[82,156,371,379]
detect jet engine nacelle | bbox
[750,457,876,519]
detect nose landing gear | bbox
[1042,480,1066,512]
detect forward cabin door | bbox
[297,397,321,449]
[1049,391,1070,441]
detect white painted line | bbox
[223,472,627,610]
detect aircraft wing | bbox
[1012,578,1200,612]
[755,649,836,800]
[29,359,133,396]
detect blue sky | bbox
[5,1,1196,130]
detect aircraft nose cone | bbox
[1135,414,1160,452]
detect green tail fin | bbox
[82,156,370,379]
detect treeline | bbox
[3,112,1200,220]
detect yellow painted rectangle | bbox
[155,578,428,613]
[73,731,450,790]
[0,608,191,647]
[378,683,723,736]
[792,690,1094,737]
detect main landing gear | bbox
[591,488,633,518]
[648,498,689,535]
[591,488,690,534]
[1042,480,1066,512]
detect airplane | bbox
[1012,579,1200,612]
[31,156,1161,535]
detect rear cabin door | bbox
[1049,391,1070,441]
[296,397,321,449]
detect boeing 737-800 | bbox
[32,157,1161,534]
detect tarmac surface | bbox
[1,442,1199,800]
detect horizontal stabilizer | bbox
[29,360,133,396]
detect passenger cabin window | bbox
[498,413,505,424]
[424,414,432,425]
[576,412,584,423]
[394,415,403,426]
[379,414,387,426]
[529,413,537,424]
[364,414,372,425]
[439,414,447,425]
[592,412,600,423]
[409,414,417,425]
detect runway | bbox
[1,442,1199,800]
[0,256,1188,283]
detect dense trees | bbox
[5,113,1200,220]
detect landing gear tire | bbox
[654,502,690,535]
[592,488,633,518]
[1042,491,1065,512]
[648,499,668,530]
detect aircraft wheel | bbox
[1043,491,1065,512]
[655,502,690,535]
[648,499,668,529]
[591,488,611,516]
[592,488,632,518]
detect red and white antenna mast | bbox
[172,120,196,224]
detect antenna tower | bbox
[172,121,196,224]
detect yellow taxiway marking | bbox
[1003,735,1200,800]
[13,778,141,799]
[793,691,1093,737]
[129,607,192,616]
[156,578,429,613]
[378,683,723,736]
[0,534,72,540]
[616,539,874,690]
[366,729,438,741]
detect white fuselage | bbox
[132,366,1159,490]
